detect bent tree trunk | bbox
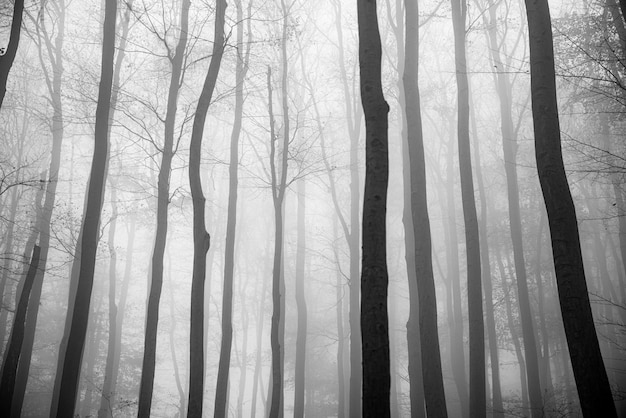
[214,0,249,413]
[138,1,190,416]
[54,0,116,415]
[402,0,448,416]
[187,0,226,416]
[357,0,390,417]
[523,0,617,416]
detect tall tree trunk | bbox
[450,0,485,415]
[215,1,249,413]
[443,124,468,416]
[0,245,40,416]
[14,2,66,415]
[357,0,390,416]
[331,4,363,415]
[333,216,347,418]
[485,3,544,415]
[470,77,504,418]
[523,0,617,415]
[0,0,24,109]
[250,249,269,418]
[97,186,118,418]
[187,1,226,415]
[268,3,292,415]
[403,0,448,416]
[55,0,116,414]
[294,178,308,418]
[137,1,190,415]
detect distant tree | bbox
[523,0,617,415]
[402,0,448,416]
[187,0,226,415]
[0,0,24,109]
[54,0,117,415]
[137,0,190,416]
[450,0,485,415]
[357,0,390,416]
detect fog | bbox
[0,0,625,417]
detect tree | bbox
[450,0,485,415]
[54,0,116,414]
[0,245,39,416]
[357,0,390,416]
[482,0,544,415]
[0,0,24,109]
[523,0,618,415]
[137,0,190,415]
[187,0,226,415]
[403,0,448,416]
[214,0,250,413]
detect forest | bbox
[0,0,624,416]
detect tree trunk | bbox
[187,0,226,415]
[55,0,116,414]
[138,1,190,415]
[450,0,485,415]
[97,186,118,418]
[294,178,308,418]
[403,0,448,416]
[0,0,24,108]
[0,245,39,416]
[523,0,617,415]
[357,0,390,416]
[470,75,504,418]
[215,0,249,413]
[485,3,544,415]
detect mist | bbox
[0,0,624,417]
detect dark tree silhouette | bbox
[54,0,116,414]
[357,0,390,416]
[187,0,226,416]
[523,0,617,416]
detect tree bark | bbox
[55,0,116,414]
[357,0,390,416]
[187,0,226,415]
[0,0,24,109]
[0,245,39,416]
[523,0,617,415]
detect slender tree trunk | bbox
[470,82,504,418]
[443,125,469,416]
[485,3,543,415]
[333,217,347,418]
[0,245,39,416]
[450,0,485,415]
[524,0,617,415]
[357,0,390,416]
[187,1,226,415]
[403,1,448,416]
[97,187,118,418]
[293,178,308,418]
[14,3,65,415]
[138,1,190,415]
[0,0,24,109]
[55,0,116,414]
[331,5,363,415]
[250,251,269,418]
[496,250,529,412]
[215,1,249,414]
